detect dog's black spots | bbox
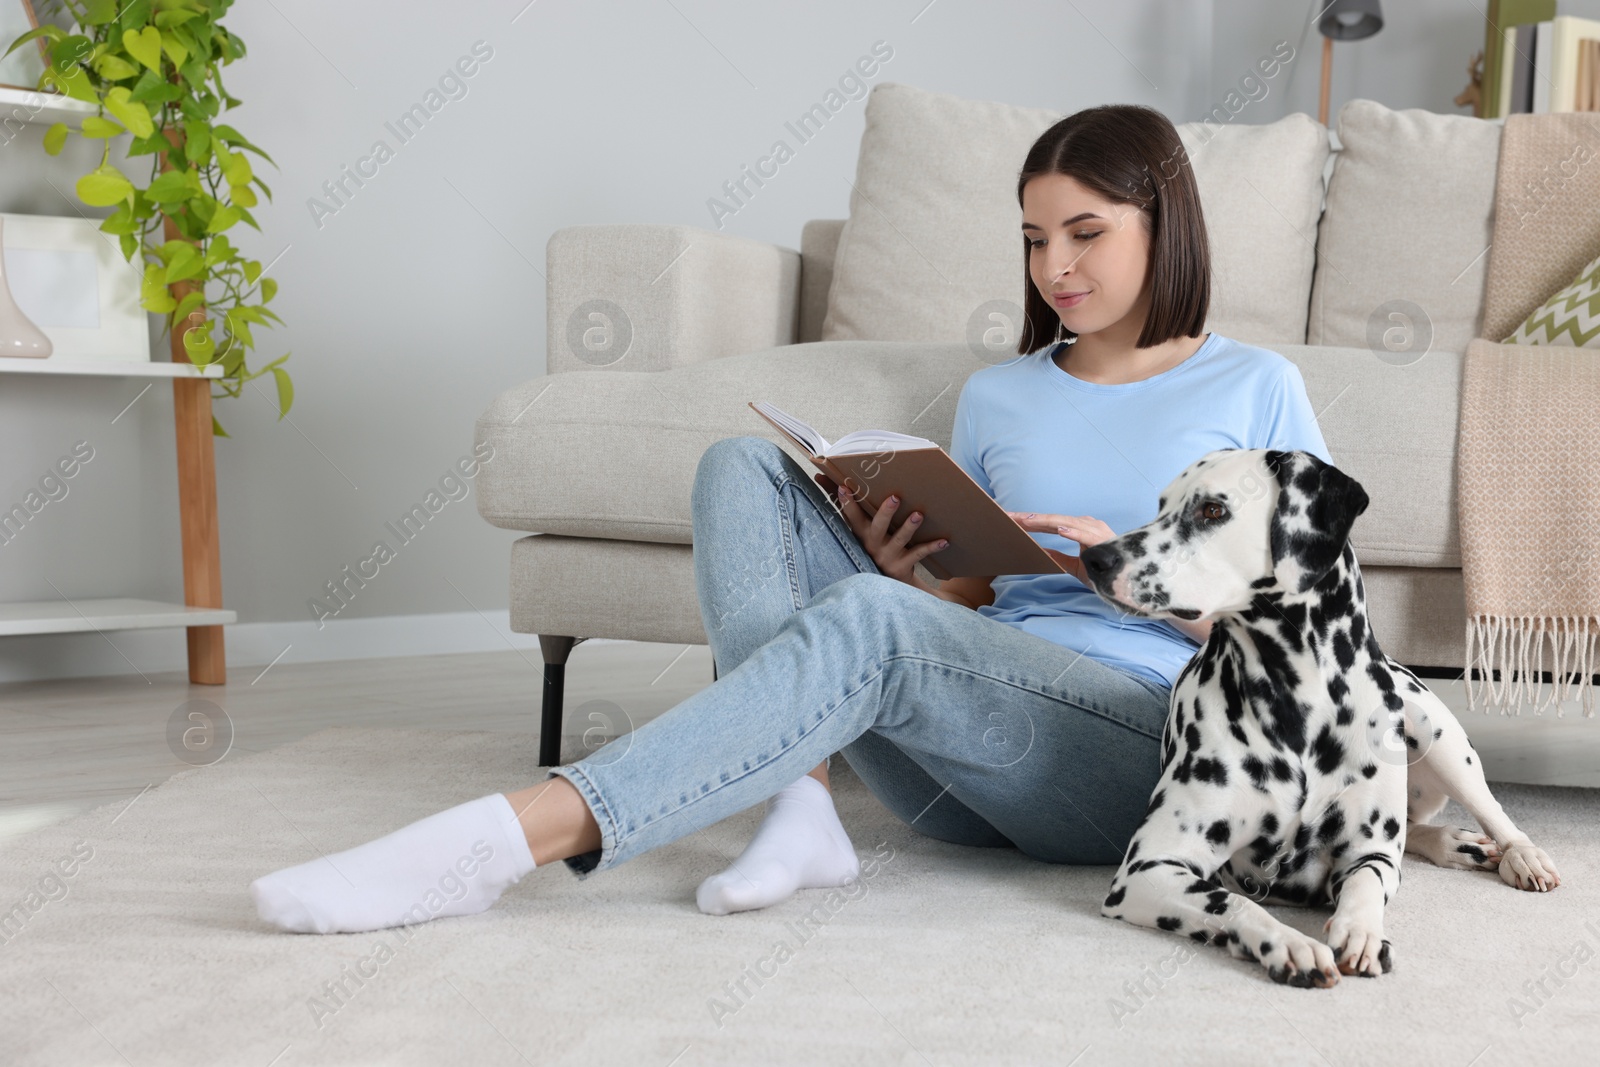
[1125,839,1140,863]
[1185,878,1212,895]
[1361,762,1378,779]
[1379,940,1393,973]
[1206,819,1231,847]
[1229,723,1249,745]
[1241,754,1269,792]
[1104,885,1126,908]
[1382,817,1400,840]
[1369,808,1381,824]
[1145,789,1166,815]
[1270,757,1293,782]
[1259,940,1274,956]
[1157,915,1182,931]
[1404,732,1419,751]
[1335,704,1354,727]
[1185,723,1202,753]
[1359,823,1373,839]
[1261,812,1279,836]
[1331,629,1356,672]
[1204,890,1230,915]
[1237,942,1258,962]
[1293,824,1312,851]
[1458,844,1489,864]
[1342,773,1356,787]
[1367,659,1395,693]
[1433,727,1443,741]
[1331,840,1349,859]
[1367,714,1377,727]
[1310,723,1345,775]
[1192,757,1228,786]
[1318,807,1346,843]
[1189,930,1210,943]
[1466,755,1473,765]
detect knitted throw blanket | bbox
[1460,112,1600,717]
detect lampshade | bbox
[1318,0,1384,42]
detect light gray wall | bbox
[0,0,1546,680]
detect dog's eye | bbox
[1199,501,1228,521]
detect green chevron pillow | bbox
[1502,249,1600,347]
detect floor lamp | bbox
[1318,0,1386,126]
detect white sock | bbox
[251,793,538,934]
[696,774,860,916]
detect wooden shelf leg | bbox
[173,376,225,684]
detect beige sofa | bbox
[474,84,1505,766]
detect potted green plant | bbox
[6,0,289,436]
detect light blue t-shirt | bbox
[949,332,1333,690]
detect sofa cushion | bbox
[1307,99,1502,356]
[476,339,1458,568]
[819,82,1328,349]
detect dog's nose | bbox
[1080,543,1122,582]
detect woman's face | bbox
[1021,173,1150,339]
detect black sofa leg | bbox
[538,635,583,766]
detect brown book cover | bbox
[748,401,1069,582]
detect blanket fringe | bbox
[1465,615,1598,718]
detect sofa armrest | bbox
[545,224,801,374]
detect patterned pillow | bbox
[1502,249,1600,346]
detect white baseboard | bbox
[0,610,627,685]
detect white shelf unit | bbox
[0,86,98,130]
[0,357,224,377]
[1,358,234,657]
[0,599,236,637]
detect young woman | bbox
[251,103,1331,934]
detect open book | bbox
[749,401,1069,581]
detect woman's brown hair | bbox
[1015,104,1210,354]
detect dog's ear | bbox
[1265,450,1370,594]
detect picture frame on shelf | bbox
[0,0,52,93]
[1,213,151,364]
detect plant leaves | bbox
[182,318,216,364]
[260,277,277,304]
[82,0,122,24]
[76,164,135,207]
[42,122,69,155]
[99,203,138,235]
[211,414,230,438]
[164,244,203,284]
[4,25,62,60]
[229,184,257,208]
[146,169,198,203]
[123,26,163,73]
[103,86,155,139]
[79,116,128,138]
[206,205,241,234]
[183,120,211,165]
[271,366,293,419]
[91,52,140,80]
[160,30,188,70]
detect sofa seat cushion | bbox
[1278,344,1462,568]
[820,82,1328,349]
[476,340,982,545]
[477,340,1461,568]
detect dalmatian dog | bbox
[1078,448,1561,987]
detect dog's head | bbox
[1077,449,1369,621]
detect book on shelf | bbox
[1484,0,1557,118]
[747,400,1070,582]
[1496,13,1600,115]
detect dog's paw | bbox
[1259,929,1341,988]
[1409,824,1501,871]
[1322,915,1392,977]
[1498,842,1561,892]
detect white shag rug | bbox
[1,726,1596,1066]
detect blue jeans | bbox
[546,436,1174,877]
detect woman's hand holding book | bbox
[814,472,951,592]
